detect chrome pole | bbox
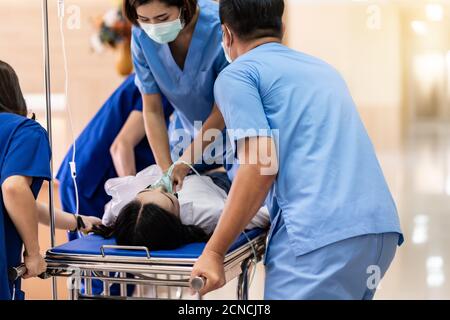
[41,0,58,300]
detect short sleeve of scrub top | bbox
[1,121,52,189]
[131,36,161,95]
[214,66,272,144]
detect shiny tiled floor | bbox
[374,122,450,300]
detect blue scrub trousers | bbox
[264,214,399,300]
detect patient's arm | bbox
[37,202,102,232]
[110,110,146,177]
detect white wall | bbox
[285,0,404,150]
[0,0,125,169]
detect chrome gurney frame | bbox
[45,232,267,300]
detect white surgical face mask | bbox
[140,9,185,44]
[221,41,233,64]
[222,26,233,63]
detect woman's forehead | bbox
[136,1,175,17]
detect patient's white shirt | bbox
[102,166,270,234]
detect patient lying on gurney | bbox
[94,165,270,251]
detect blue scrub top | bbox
[131,0,228,137]
[0,113,52,300]
[214,43,404,257]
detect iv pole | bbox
[41,0,58,300]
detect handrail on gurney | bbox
[43,229,267,299]
[190,276,206,292]
[101,245,205,292]
[8,264,50,282]
[100,245,151,259]
[8,245,206,292]
[9,263,206,292]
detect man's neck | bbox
[236,37,282,58]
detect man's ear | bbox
[222,24,232,47]
[281,22,286,39]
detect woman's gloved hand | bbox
[170,162,192,191]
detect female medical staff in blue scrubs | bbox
[124,0,229,188]
[192,0,404,300]
[57,75,173,237]
[0,61,101,300]
[0,115,50,301]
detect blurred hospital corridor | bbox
[1,0,450,300]
[375,122,450,299]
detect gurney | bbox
[44,228,267,300]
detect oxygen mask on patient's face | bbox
[148,161,198,195]
[150,172,175,194]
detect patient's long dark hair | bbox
[94,201,209,251]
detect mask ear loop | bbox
[179,7,186,28]
[224,25,233,59]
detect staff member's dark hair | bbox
[0,60,28,116]
[124,0,198,27]
[220,0,285,40]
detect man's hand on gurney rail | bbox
[190,249,226,296]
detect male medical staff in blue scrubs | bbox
[125,0,229,188]
[191,0,403,300]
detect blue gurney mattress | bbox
[50,228,265,260]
